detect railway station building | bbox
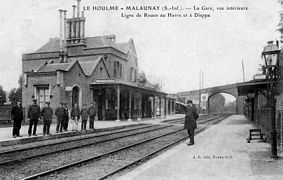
[22,1,176,121]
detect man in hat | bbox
[87,102,96,130]
[27,98,41,136]
[11,101,23,138]
[41,102,53,135]
[80,104,88,131]
[184,100,199,145]
[55,102,66,133]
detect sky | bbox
[0,0,281,94]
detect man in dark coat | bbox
[41,102,53,135]
[28,99,41,136]
[80,104,88,131]
[184,100,199,145]
[11,101,23,138]
[87,102,96,130]
[63,103,69,131]
[55,102,66,133]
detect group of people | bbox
[11,98,197,146]
[11,99,97,138]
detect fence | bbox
[277,110,283,151]
[0,105,12,124]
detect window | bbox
[37,87,50,108]
[130,67,136,82]
[114,61,123,77]
[100,67,103,77]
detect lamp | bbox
[261,40,280,159]
[262,41,280,75]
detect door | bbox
[97,90,103,120]
[72,86,80,108]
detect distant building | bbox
[22,0,175,121]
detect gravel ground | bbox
[0,126,181,180]
[0,124,152,152]
[41,129,188,180]
[0,124,159,163]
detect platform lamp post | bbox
[262,40,281,159]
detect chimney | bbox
[72,5,77,42]
[59,9,63,63]
[63,10,67,50]
[77,0,81,18]
[72,5,76,18]
[63,10,68,63]
[59,9,63,52]
[81,11,85,38]
[107,35,116,43]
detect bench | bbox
[246,128,266,143]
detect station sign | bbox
[201,93,208,102]
[96,79,115,83]
[65,86,72,91]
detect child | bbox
[71,103,80,131]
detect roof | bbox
[36,56,108,77]
[144,81,158,90]
[237,80,270,96]
[90,82,167,95]
[38,61,75,72]
[35,38,60,53]
[78,58,101,76]
[35,35,131,54]
[116,42,130,53]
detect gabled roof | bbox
[116,42,130,53]
[35,35,132,54]
[78,57,102,76]
[37,61,76,72]
[36,56,110,77]
[78,61,100,76]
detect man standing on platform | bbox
[80,104,88,131]
[184,100,199,146]
[71,103,80,131]
[41,102,53,135]
[27,99,41,136]
[87,102,96,130]
[55,102,65,133]
[11,101,23,138]
[63,103,69,131]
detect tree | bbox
[8,75,22,103]
[0,86,6,105]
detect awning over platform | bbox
[237,80,270,96]
[90,82,167,96]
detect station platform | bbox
[118,115,283,180]
[0,114,184,147]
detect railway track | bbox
[10,115,230,180]
[0,124,171,165]
[165,114,226,125]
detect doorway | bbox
[72,86,80,108]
